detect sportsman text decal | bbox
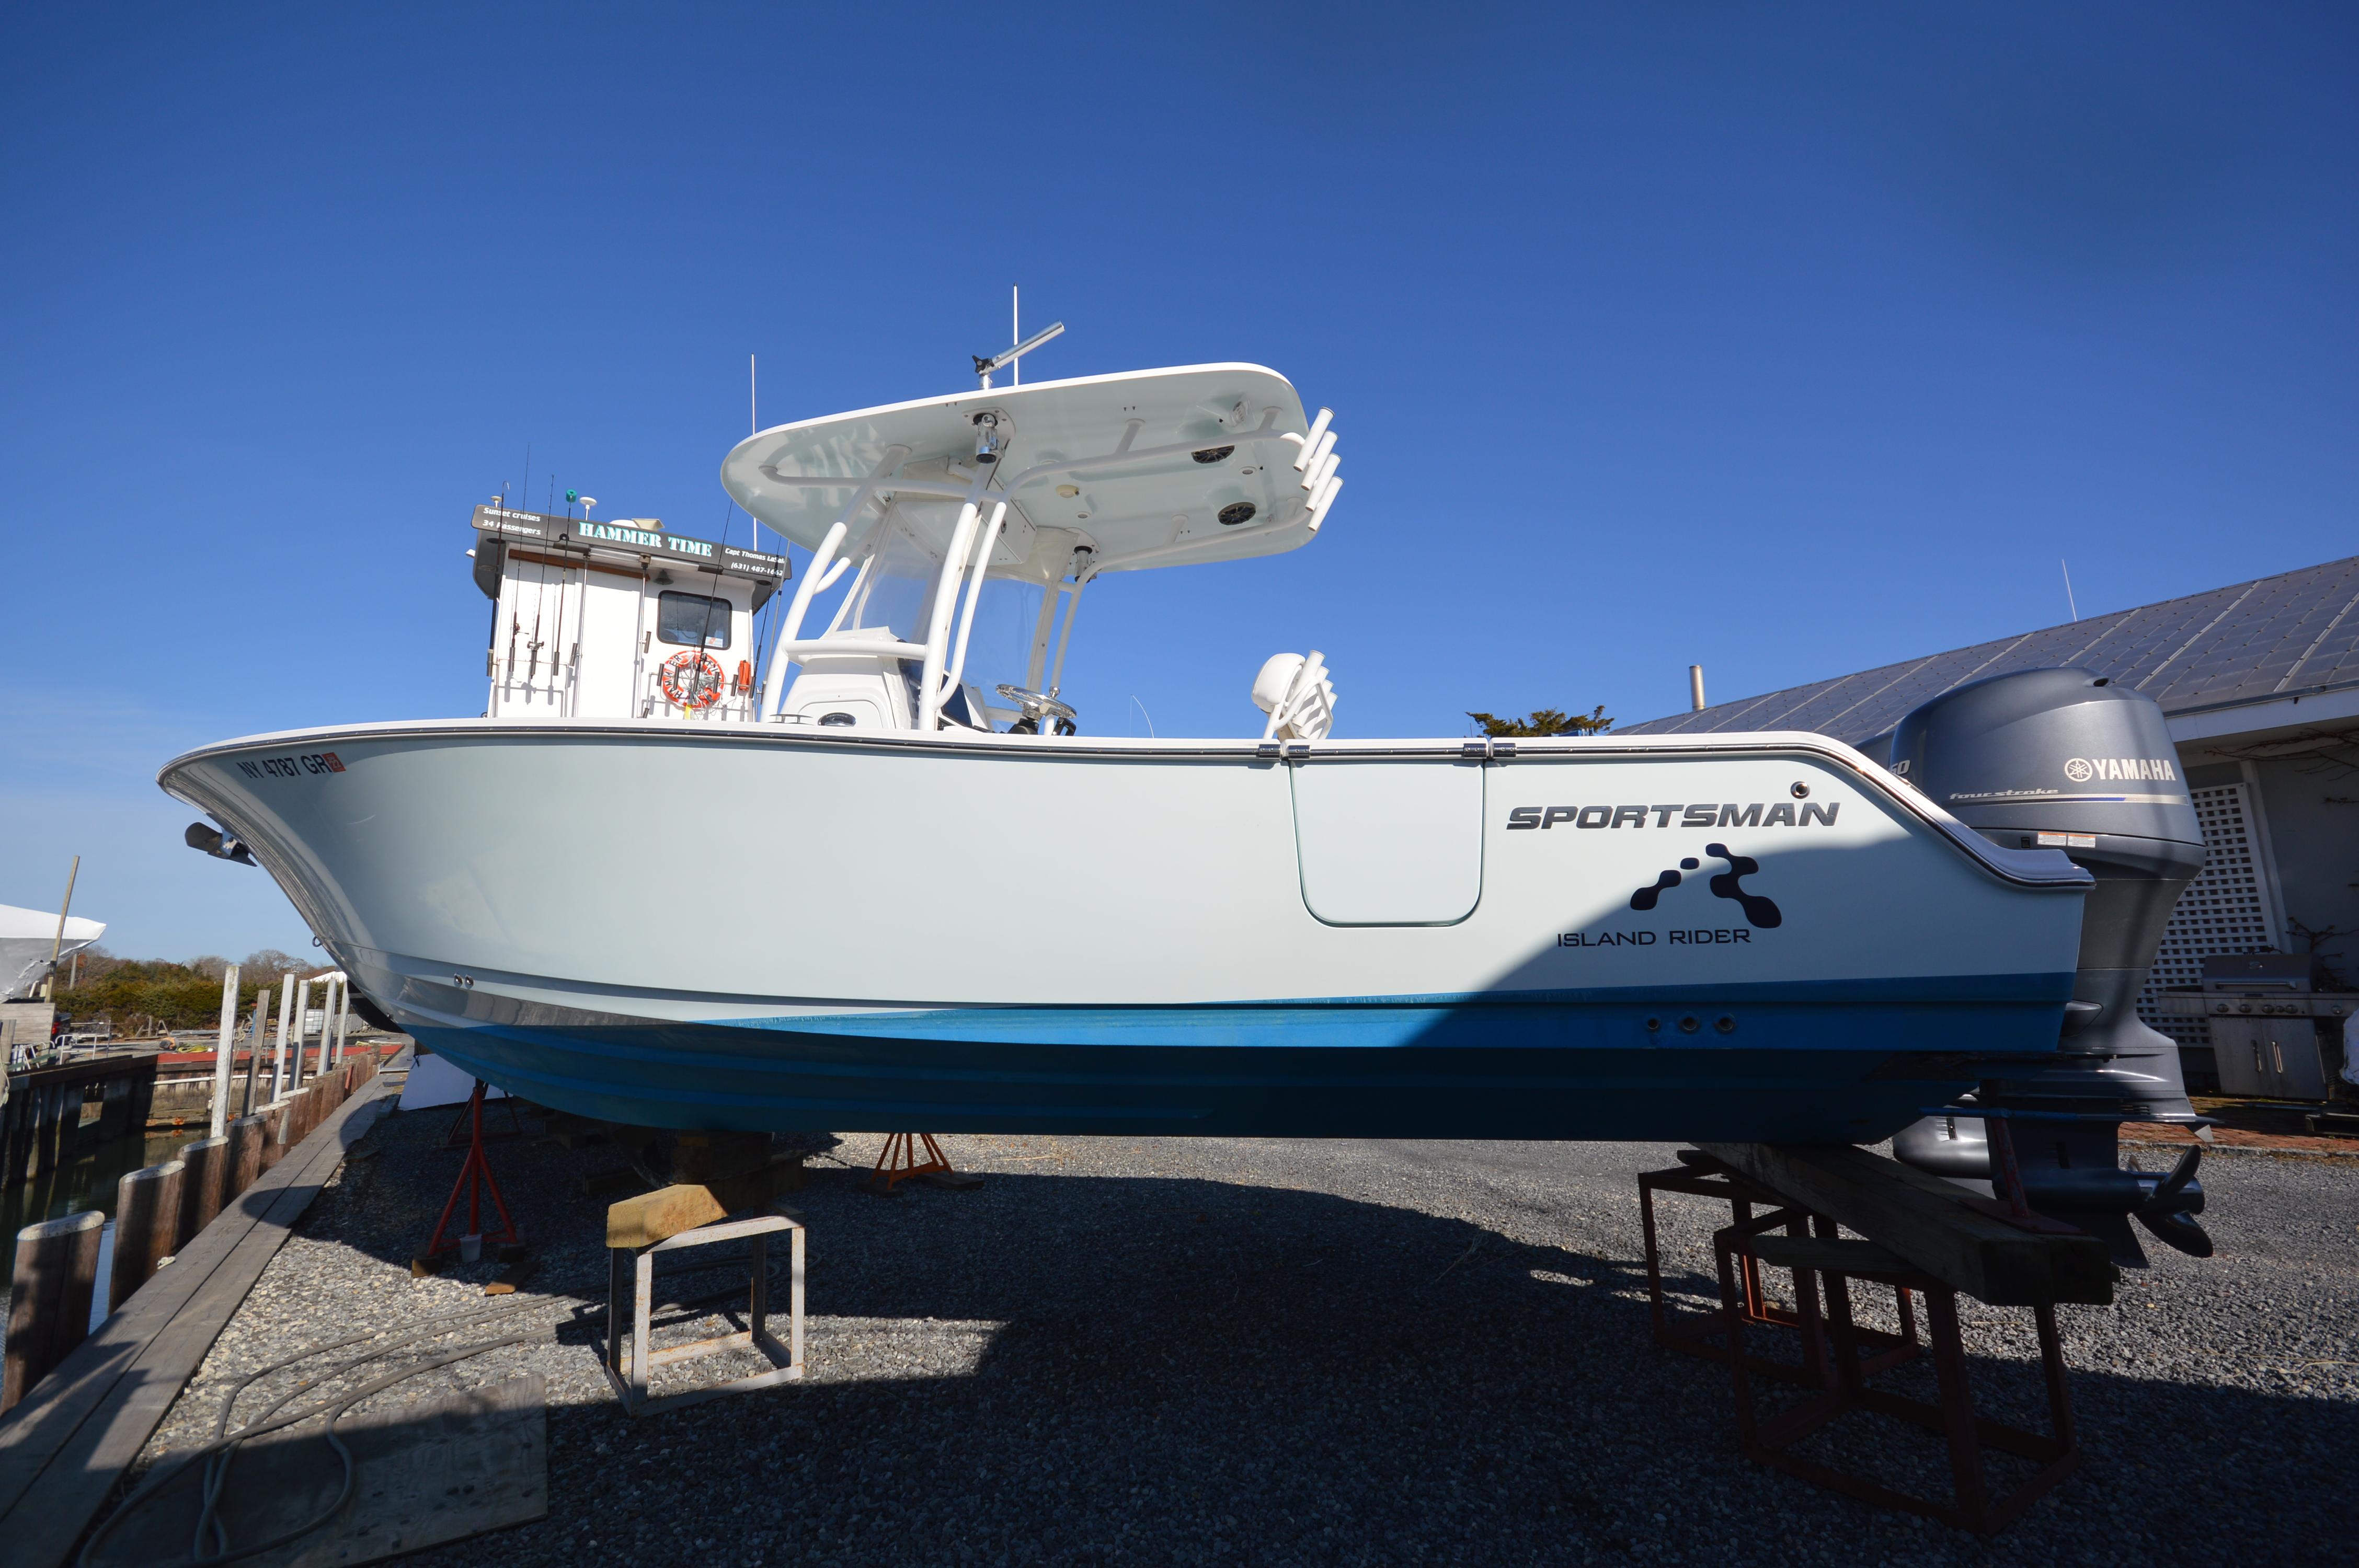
[1505,802,1838,829]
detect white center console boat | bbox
[160,354,2106,1142]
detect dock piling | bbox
[323,973,344,1070]
[239,988,268,1117]
[175,1136,230,1247]
[209,962,241,1138]
[257,1101,287,1170]
[271,973,295,1101]
[291,977,312,1093]
[4,1210,104,1413]
[226,1114,266,1195]
[109,1160,185,1312]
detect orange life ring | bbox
[658,650,725,709]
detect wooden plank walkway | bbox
[0,1050,408,1568]
[92,1373,546,1567]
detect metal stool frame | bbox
[1640,1159,1921,1386]
[1714,1208,2079,1535]
[603,1209,805,1417]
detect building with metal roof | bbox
[1624,553,2359,1090]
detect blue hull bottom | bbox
[413,1020,2049,1144]
[385,971,2076,1142]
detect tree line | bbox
[53,949,319,1032]
[1466,706,1614,737]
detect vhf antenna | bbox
[974,319,1064,389]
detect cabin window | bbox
[656,590,732,649]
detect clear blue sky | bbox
[3,4,2352,961]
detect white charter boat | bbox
[159,352,2109,1143]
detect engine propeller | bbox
[2133,1145,2212,1259]
[1897,1111,2211,1267]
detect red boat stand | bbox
[426,1080,521,1258]
[864,1132,983,1194]
[442,1083,526,1148]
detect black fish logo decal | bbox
[1628,845,1783,928]
[1630,858,1700,910]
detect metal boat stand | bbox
[422,1080,520,1263]
[1639,1154,1920,1385]
[864,1132,983,1194]
[1716,1216,2078,1535]
[441,1079,526,1147]
[603,1208,805,1417]
[1641,1146,2088,1535]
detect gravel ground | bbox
[114,1100,2358,1567]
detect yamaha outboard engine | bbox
[1887,667,2212,1265]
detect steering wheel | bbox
[996,684,1077,734]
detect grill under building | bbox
[1622,552,2359,1090]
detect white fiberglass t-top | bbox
[723,362,1341,737]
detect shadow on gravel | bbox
[310,1112,2354,1567]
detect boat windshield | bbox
[964,577,1048,695]
[839,518,938,640]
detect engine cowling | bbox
[1885,667,2212,1264]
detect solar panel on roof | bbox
[1618,552,2359,739]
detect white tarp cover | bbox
[0,901,105,999]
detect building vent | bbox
[2139,779,2286,1052]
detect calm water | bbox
[3,1124,190,1235]
[2,1124,196,1339]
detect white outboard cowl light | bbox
[1887,667,2212,1265]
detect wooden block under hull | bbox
[1698,1141,2116,1307]
[604,1158,805,1250]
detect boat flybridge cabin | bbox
[162,338,2214,1224]
[474,357,1345,743]
[475,506,789,723]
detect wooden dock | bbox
[0,1049,405,1568]
[144,1039,399,1131]
[1,1050,159,1188]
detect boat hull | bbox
[386,980,2060,1142]
[159,719,2090,1141]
